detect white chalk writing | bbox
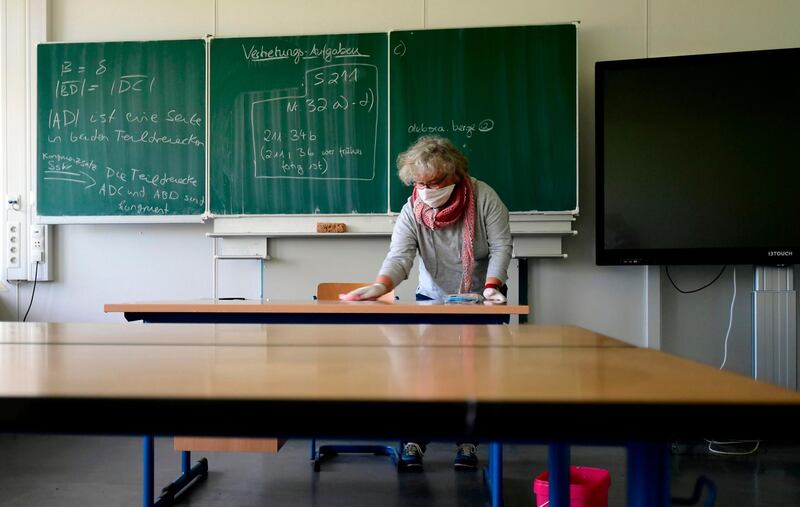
[242,43,368,64]
[41,52,205,215]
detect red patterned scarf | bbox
[411,177,476,292]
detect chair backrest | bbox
[316,282,395,303]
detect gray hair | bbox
[396,136,469,186]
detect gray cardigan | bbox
[379,178,512,300]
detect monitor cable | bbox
[665,265,727,293]
[22,261,39,322]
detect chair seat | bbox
[316,282,395,303]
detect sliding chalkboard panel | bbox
[211,33,388,214]
[389,25,577,212]
[37,40,206,218]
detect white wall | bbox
[1,0,798,376]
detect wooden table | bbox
[0,323,800,506]
[104,299,530,324]
[1,322,798,507]
[104,299,530,504]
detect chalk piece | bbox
[316,222,347,233]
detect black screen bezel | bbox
[595,48,799,266]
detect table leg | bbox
[142,436,208,507]
[482,443,503,507]
[548,443,570,507]
[627,441,671,507]
[490,442,503,507]
[155,452,208,505]
[143,435,154,507]
[181,451,191,475]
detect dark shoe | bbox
[454,443,478,470]
[399,442,424,471]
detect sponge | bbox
[316,222,347,233]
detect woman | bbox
[340,135,513,471]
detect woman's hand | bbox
[339,282,388,301]
[482,287,507,304]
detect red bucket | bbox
[533,466,611,507]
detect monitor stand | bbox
[752,265,796,389]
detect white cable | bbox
[719,265,736,370]
[707,439,760,456]
[705,439,759,445]
[708,267,760,456]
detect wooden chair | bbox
[310,282,399,471]
[315,282,396,303]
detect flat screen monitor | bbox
[596,48,799,265]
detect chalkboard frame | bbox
[33,24,579,224]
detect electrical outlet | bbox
[30,224,44,263]
[7,222,21,268]
[28,224,52,281]
[6,210,26,280]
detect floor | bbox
[0,435,797,506]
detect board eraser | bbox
[316,222,347,233]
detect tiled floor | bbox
[0,435,797,506]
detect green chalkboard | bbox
[389,25,577,212]
[37,40,206,217]
[210,33,388,214]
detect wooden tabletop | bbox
[0,330,791,404]
[104,299,529,315]
[1,321,797,441]
[0,322,627,348]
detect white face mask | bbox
[418,184,455,208]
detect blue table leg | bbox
[548,443,570,507]
[143,437,208,507]
[155,452,208,506]
[490,442,503,507]
[482,443,503,507]
[627,442,671,507]
[181,451,190,475]
[313,440,399,471]
[310,438,322,471]
[143,435,154,507]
